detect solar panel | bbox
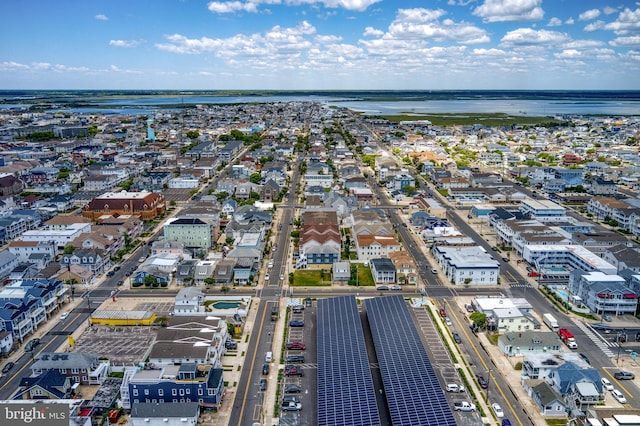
[317,296,381,426]
[365,295,457,426]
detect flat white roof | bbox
[582,271,626,283]
[438,246,499,268]
[475,297,517,311]
[99,190,152,199]
[526,244,616,271]
[522,198,565,210]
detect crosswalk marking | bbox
[571,319,616,357]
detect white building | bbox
[519,198,567,222]
[432,245,500,285]
[168,178,200,189]
[19,223,91,251]
[522,244,617,275]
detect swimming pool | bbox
[212,301,241,309]
[556,289,569,301]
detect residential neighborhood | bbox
[0,99,639,426]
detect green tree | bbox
[63,245,75,255]
[144,275,159,288]
[469,312,487,330]
[186,130,200,139]
[249,173,262,184]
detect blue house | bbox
[548,362,602,405]
[14,370,72,400]
[126,364,224,410]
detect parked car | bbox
[2,362,15,374]
[289,320,304,327]
[614,371,635,380]
[292,304,304,313]
[106,270,115,277]
[280,274,285,281]
[444,317,452,326]
[492,403,504,418]
[285,355,305,363]
[259,378,267,391]
[439,308,447,318]
[262,364,269,375]
[476,374,489,389]
[281,402,302,412]
[286,341,306,350]
[502,257,509,262]
[612,389,627,404]
[376,285,389,291]
[283,396,300,404]
[453,332,462,344]
[446,383,464,393]
[60,312,69,320]
[284,365,304,377]
[602,378,614,391]
[390,285,402,291]
[284,384,301,393]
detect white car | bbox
[446,383,464,393]
[601,377,614,391]
[491,403,504,418]
[264,274,270,281]
[60,312,69,320]
[444,317,453,326]
[612,389,627,404]
[280,274,285,281]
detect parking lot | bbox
[280,299,316,426]
[73,325,159,366]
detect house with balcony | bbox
[388,251,417,285]
[60,248,108,276]
[547,362,603,406]
[121,364,224,410]
[370,258,396,284]
[19,223,91,252]
[164,217,215,250]
[174,288,205,316]
[568,270,637,316]
[431,245,500,285]
[30,352,110,385]
[355,234,401,262]
[519,199,567,222]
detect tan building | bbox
[82,191,166,222]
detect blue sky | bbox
[1,0,639,90]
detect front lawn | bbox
[292,270,332,286]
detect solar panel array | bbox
[317,296,381,426]
[365,295,457,426]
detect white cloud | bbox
[584,20,605,32]
[603,7,618,15]
[385,8,490,44]
[555,49,581,59]
[473,0,544,23]
[207,0,382,14]
[547,17,562,27]
[363,26,383,37]
[109,39,145,48]
[95,14,108,21]
[565,18,574,25]
[578,9,600,21]
[500,28,570,47]
[603,7,640,35]
[0,61,30,71]
[609,35,640,47]
[471,48,506,56]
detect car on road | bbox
[289,320,304,327]
[612,389,627,404]
[280,274,285,281]
[444,317,452,326]
[284,384,301,394]
[431,268,438,274]
[602,377,614,391]
[262,363,270,375]
[491,403,504,418]
[259,378,267,391]
[614,371,635,380]
[502,257,509,262]
[117,280,124,286]
[60,312,69,320]
[439,308,447,318]
[284,365,304,377]
[286,342,306,350]
[376,285,389,291]
[453,332,462,344]
[106,270,115,277]
[138,256,147,263]
[281,402,302,412]
[603,314,612,322]
[285,355,305,363]
[491,246,498,251]
[578,353,590,365]
[476,374,489,389]
[390,285,402,291]
[2,362,15,374]
[25,338,40,352]
[264,273,270,281]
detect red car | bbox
[286,341,306,350]
[284,365,304,377]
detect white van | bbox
[265,352,273,363]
